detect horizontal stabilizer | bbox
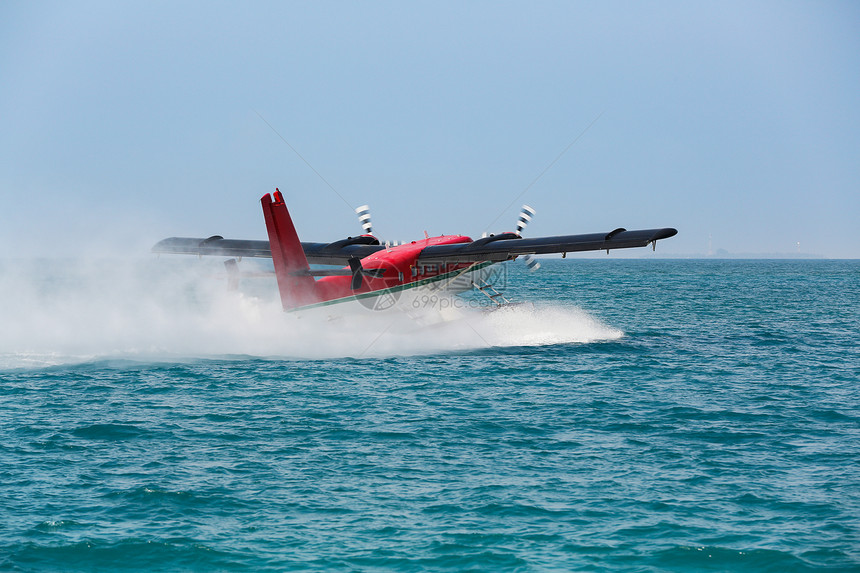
[294,267,383,278]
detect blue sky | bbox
[2,1,858,257]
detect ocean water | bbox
[1,258,858,571]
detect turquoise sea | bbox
[1,259,858,571]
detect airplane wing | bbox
[152,227,677,265]
[415,227,678,263]
[151,236,386,265]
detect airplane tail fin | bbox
[261,189,317,310]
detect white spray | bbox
[0,258,621,368]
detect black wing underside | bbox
[152,227,677,265]
[415,228,678,263]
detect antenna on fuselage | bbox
[254,110,357,217]
[481,110,605,235]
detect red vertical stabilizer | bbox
[261,189,318,310]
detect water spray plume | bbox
[0,259,621,368]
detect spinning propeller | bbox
[515,205,536,236]
[515,205,540,271]
[355,204,373,234]
[350,203,383,290]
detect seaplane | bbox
[152,189,677,313]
